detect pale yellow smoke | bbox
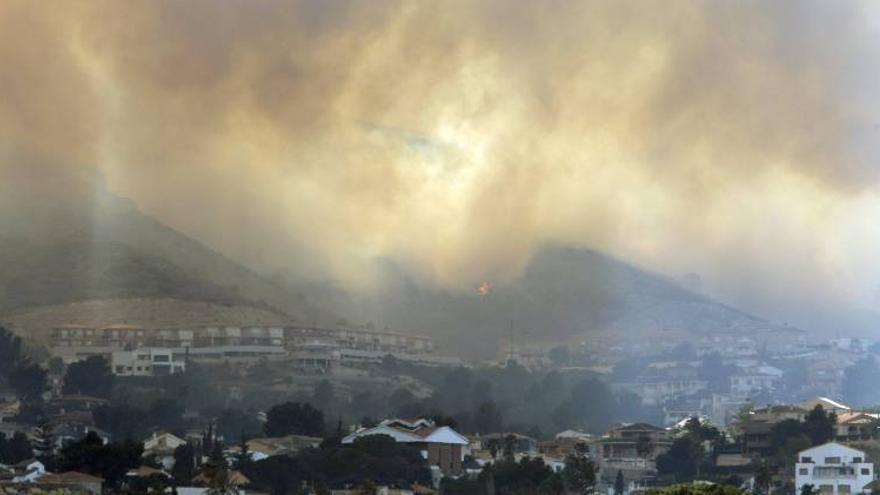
[2,0,880,313]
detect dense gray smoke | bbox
[2,0,880,317]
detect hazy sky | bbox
[3,0,880,319]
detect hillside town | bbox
[3,0,880,494]
[2,320,880,494]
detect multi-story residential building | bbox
[52,325,288,365]
[729,404,807,456]
[596,423,671,467]
[796,442,874,495]
[729,365,783,399]
[835,412,880,443]
[731,399,853,456]
[52,324,439,366]
[94,325,285,349]
[290,338,339,373]
[110,348,186,376]
[594,423,672,495]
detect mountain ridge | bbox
[0,166,803,359]
[283,246,798,359]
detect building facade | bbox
[796,443,874,495]
[111,348,186,376]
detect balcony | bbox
[812,467,858,480]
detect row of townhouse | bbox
[52,324,435,354]
[285,325,436,354]
[50,325,287,365]
[50,324,440,373]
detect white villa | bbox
[796,442,874,495]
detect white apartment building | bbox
[796,443,874,495]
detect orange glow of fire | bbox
[478,281,492,296]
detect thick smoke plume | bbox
[3,0,880,316]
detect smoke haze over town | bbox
[10,2,880,494]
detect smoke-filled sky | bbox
[3,0,880,320]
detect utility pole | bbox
[508,320,515,362]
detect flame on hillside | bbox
[478,281,492,297]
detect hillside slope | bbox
[0,164,330,324]
[0,164,797,360]
[2,298,291,344]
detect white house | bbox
[342,418,469,475]
[143,432,188,470]
[796,442,874,495]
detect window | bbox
[802,457,814,463]
[839,485,851,495]
[862,468,870,475]
[824,457,841,464]
[853,457,862,463]
[819,485,833,495]
[799,468,809,475]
